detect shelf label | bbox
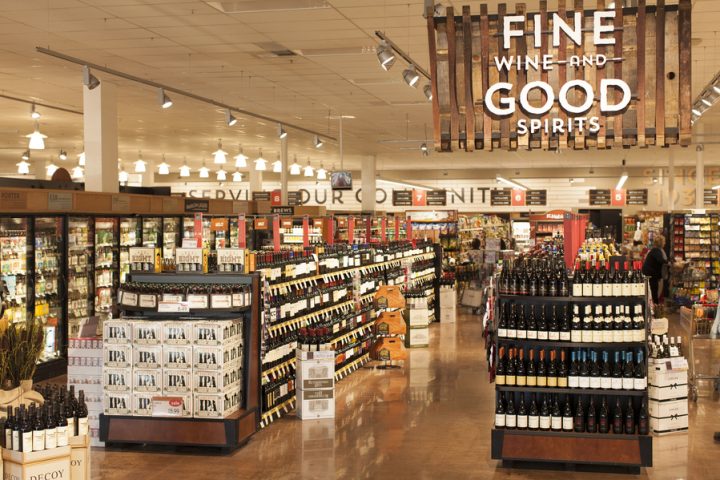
[158,301,190,313]
[187,294,209,309]
[139,294,157,309]
[152,396,185,417]
[211,294,232,309]
[162,293,184,303]
[48,192,73,210]
[120,291,138,307]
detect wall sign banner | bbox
[490,189,512,206]
[252,191,270,201]
[511,189,526,206]
[412,190,427,206]
[626,189,649,205]
[427,190,448,206]
[287,191,301,206]
[428,1,692,151]
[254,217,268,230]
[392,190,413,206]
[271,206,294,215]
[589,189,612,206]
[526,190,548,206]
[271,189,282,206]
[238,215,246,248]
[210,218,228,232]
[185,198,209,212]
[704,189,718,206]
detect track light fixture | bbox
[234,146,248,168]
[159,88,173,109]
[226,109,238,127]
[278,124,287,139]
[376,40,396,71]
[423,84,433,101]
[403,65,420,88]
[158,155,170,175]
[58,150,67,161]
[134,151,146,173]
[314,135,323,148]
[199,161,210,178]
[26,122,47,150]
[254,149,267,171]
[232,170,243,182]
[82,65,100,90]
[21,150,30,161]
[31,103,41,119]
[289,155,301,175]
[179,159,191,178]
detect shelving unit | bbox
[95,218,118,323]
[67,217,94,337]
[491,286,653,472]
[673,212,720,304]
[0,219,28,325]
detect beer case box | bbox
[650,413,689,435]
[297,358,335,390]
[102,320,132,344]
[128,247,162,273]
[102,343,132,368]
[193,391,240,419]
[132,368,162,394]
[440,307,457,323]
[132,320,162,345]
[132,393,156,416]
[2,444,71,480]
[69,435,91,480]
[103,392,132,415]
[102,367,132,392]
[192,344,242,371]
[297,388,335,420]
[406,327,429,348]
[649,383,689,401]
[163,369,192,394]
[162,344,193,369]
[193,366,243,394]
[162,321,194,345]
[296,349,335,361]
[649,398,689,418]
[193,319,243,346]
[132,344,162,369]
[409,308,431,327]
[649,362,689,388]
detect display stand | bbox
[99,273,261,452]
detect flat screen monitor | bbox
[330,171,352,190]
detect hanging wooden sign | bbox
[427,0,691,151]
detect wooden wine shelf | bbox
[498,294,646,302]
[496,385,646,397]
[495,339,645,349]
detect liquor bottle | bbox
[550,395,562,431]
[612,397,624,434]
[586,397,597,433]
[64,398,75,437]
[548,305,559,341]
[559,265,569,297]
[578,350,590,389]
[516,349,527,387]
[572,261,583,297]
[32,406,45,452]
[557,350,568,388]
[676,337,684,357]
[561,396,573,431]
[547,350,558,387]
[612,262,623,297]
[602,264,613,297]
[582,305,593,342]
[634,350,647,390]
[517,396,528,430]
[505,395,517,429]
[536,349,547,387]
[77,390,89,436]
[507,304,518,339]
[589,351,601,389]
[45,405,57,450]
[603,305,614,343]
[4,406,12,449]
[613,305,624,343]
[538,266,547,297]
[637,398,649,435]
[539,395,551,431]
[592,305,603,343]
[537,305,548,341]
[568,350,579,388]
[632,261,645,296]
[611,351,623,390]
[516,305,527,340]
[526,349,537,387]
[496,347,506,386]
[495,395,506,428]
[622,351,635,390]
[497,304,508,338]
[601,351,612,390]
[624,397,635,434]
[571,305,582,342]
[548,265,558,297]
[506,348,517,386]
[21,407,32,453]
[623,306,633,342]
[573,396,585,432]
[526,305,538,340]
[560,305,571,342]
[528,395,540,430]
[598,397,610,433]
[592,263,603,297]
[582,261,593,297]
[528,262,538,297]
[56,403,68,447]
[633,306,645,343]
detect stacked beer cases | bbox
[406,292,430,348]
[102,318,243,419]
[296,349,335,420]
[648,356,689,435]
[67,338,104,447]
[440,283,457,323]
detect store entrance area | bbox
[88,314,711,480]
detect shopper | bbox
[642,234,669,306]
[468,238,483,267]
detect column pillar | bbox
[361,155,377,212]
[83,81,118,193]
[280,136,289,202]
[696,144,705,209]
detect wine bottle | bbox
[548,305,560,341]
[602,263,613,297]
[517,396,528,430]
[562,396,574,431]
[622,351,635,390]
[537,305,548,341]
[32,407,45,452]
[612,262,623,297]
[21,407,32,453]
[4,406,13,450]
[598,397,610,433]
[528,395,540,430]
[589,350,601,389]
[516,349,527,387]
[592,263,603,297]
[573,396,585,432]
[634,349,647,390]
[507,304,518,339]
[603,305,614,343]
[56,403,68,447]
[45,405,57,450]
[633,305,645,343]
[496,347,506,386]
[77,390,89,436]
[592,305,603,343]
[571,305,582,342]
[550,395,562,431]
[623,306,633,342]
[638,398,649,435]
[586,397,597,433]
[582,261,593,296]
[560,305,571,342]
[527,305,538,340]
[497,304,508,338]
[624,397,635,434]
[536,349,547,387]
[517,305,527,340]
[582,305,593,342]
[539,395,551,431]
[506,395,517,429]
[572,260,583,297]
[526,349,537,387]
[601,351,612,390]
[506,348,517,386]
[613,305,624,343]
[568,350,579,388]
[547,350,558,388]
[495,394,506,429]
[557,350,568,388]
[578,350,590,389]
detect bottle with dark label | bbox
[624,397,635,434]
[638,398,649,435]
[601,351,612,390]
[612,397,624,434]
[586,397,597,433]
[623,351,635,390]
[4,406,13,450]
[598,397,610,433]
[573,396,585,432]
[612,350,623,390]
[528,394,540,430]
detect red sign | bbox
[238,215,246,248]
[313,218,324,228]
[210,218,227,232]
[281,218,293,229]
[511,189,526,206]
[611,189,627,206]
[193,213,203,248]
[254,218,268,230]
[271,189,282,206]
[412,190,427,206]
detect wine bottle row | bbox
[496,346,646,391]
[494,393,650,435]
[497,302,645,343]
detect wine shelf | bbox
[498,294,646,302]
[496,385,647,397]
[496,339,645,349]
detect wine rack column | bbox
[491,293,653,472]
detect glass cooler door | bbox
[162,217,180,262]
[0,217,28,325]
[34,217,64,362]
[95,218,118,323]
[67,217,94,337]
[142,217,161,247]
[119,216,140,283]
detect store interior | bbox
[0,0,719,479]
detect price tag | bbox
[152,396,185,417]
[163,294,184,303]
[139,294,157,309]
[158,301,190,313]
[188,294,209,309]
[121,291,138,307]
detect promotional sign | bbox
[216,248,245,267]
[412,190,427,206]
[392,190,413,206]
[254,217,268,230]
[511,189,526,206]
[210,217,227,232]
[589,189,612,206]
[271,206,294,215]
[611,189,627,206]
[271,189,282,206]
[252,191,271,201]
[427,190,448,206]
[526,190,548,206]
[185,198,209,213]
[626,189,649,206]
[490,189,512,206]
[428,1,692,151]
[280,218,293,229]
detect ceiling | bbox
[0,0,717,179]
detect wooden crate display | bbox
[2,445,71,480]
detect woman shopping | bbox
[642,234,669,307]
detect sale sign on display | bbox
[511,189,526,206]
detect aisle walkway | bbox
[93,313,718,479]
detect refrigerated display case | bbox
[67,217,94,338]
[162,217,180,260]
[119,217,140,283]
[34,217,64,363]
[142,217,161,247]
[0,217,28,325]
[95,218,118,323]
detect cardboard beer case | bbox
[102,320,132,344]
[193,365,243,394]
[297,389,335,420]
[163,369,192,394]
[132,368,162,394]
[162,344,193,369]
[2,445,71,480]
[192,319,243,346]
[297,357,335,391]
[102,343,132,369]
[161,321,193,345]
[132,320,162,345]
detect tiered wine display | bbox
[67,218,94,337]
[95,219,117,324]
[492,252,652,472]
[673,213,720,303]
[257,241,437,427]
[34,218,63,362]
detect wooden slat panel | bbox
[622,8,637,147]
[462,6,475,151]
[613,0,623,147]
[678,0,692,146]
[557,0,568,150]
[595,0,606,149]
[436,20,450,150]
[656,0,666,146]
[664,10,679,145]
[637,0,647,147]
[498,3,509,150]
[516,3,528,150]
[427,7,442,151]
[480,4,492,151]
[447,6,460,150]
[573,0,585,150]
[539,1,549,150]
[471,14,484,149]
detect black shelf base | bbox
[499,459,641,475]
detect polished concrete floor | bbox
[92,312,718,479]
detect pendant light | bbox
[212,139,227,164]
[78,151,86,166]
[26,122,47,150]
[216,169,227,181]
[289,155,301,175]
[58,150,67,161]
[118,164,129,183]
[134,151,146,173]
[21,150,30,161]
[303,160,314,177]
[402,65,420,88]
[232,170,243,182]
[158,155,170,175]
[46,163,58,177]
[71,165,84,180]
[254,149,267,171]
[16,160,30,175]
[199,161,210,178]
[234,146,248,168]
[179,158,191,178]
[272,153,282,173]
[31,103,41,119]
[316,164,327,180]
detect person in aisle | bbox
[468,238,483,268]
[642,234,669,309]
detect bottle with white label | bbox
[537,306,548,341]
[600,351,612,389]
[592,305,604,343]
[539,395,552,431]
[32,408,45,452]
[582,262,594,297]
[550,396,562,431]
[45,405,57,450]
[622,351,635,390]
[528,395,540,430]
[77,390,89,436]
[517,396,528,430]
[4,406,13,450]
[568,351,580,388]
[578,350,590,389]
[602,264,613,297]
[562,397,574,431]
[589,351,602,389]
[56,406,68,447]
[623,306,634,342]
[611,351,623,390]
[571,305,582,342]
[526,305,538,340]
[634,350,647,390]
[507,304,518,339]
[633,305,645,342]
[603,305,614,343]
[505,395,517,429]
[548,305,560,341]
[495,395,506,428]
[21,407,32,453]
[497,304,508,338]
[612,262,623,296]
[582,305,593,342]
[572,261,583,297]
[622,262,633,296]
[613,306,625,343]
[592,264,603,297]
[559,304,571,342]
